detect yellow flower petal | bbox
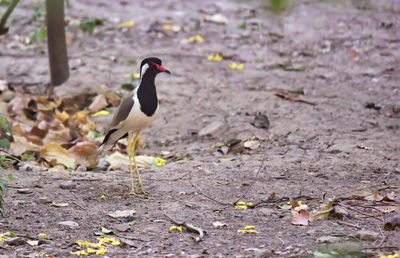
[246,202,253,206]
[38,233,47,238]
[229,62,237,69]
[244,226,255,229]
[86,248,97,254]
[91,110,110,117]
[125,73,140,79]
[156,157,166,166]
[119,21,135,28]
[96,248,107,255]
[163,25,172,31]
[207,53,223,61]
[237,201,246,205]
[237,64,244,70]
[100,194,106,200]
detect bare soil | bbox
[0,0,399,256]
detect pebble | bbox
[17,188,32,194]
[5,237,27,246]
[355,229,379,241]
[59,181,76,189]
[198,121,224,137]
[38,197,51,204]
[58,221,79,228]
[76,165,87,172]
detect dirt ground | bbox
[0,0,399,256]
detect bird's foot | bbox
[138,185,148,196]
[129,189,137,196]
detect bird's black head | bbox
[140,57,171,76]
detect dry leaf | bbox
[382,191,396,201]
[89,94,108,113]
[291,208,310,226]
[375,206,398,213]
[363,191,383,201]
[10,135,40,156]
[69,141,99,168]
[244,140,260,150]
[40,142,76,168]
[310,198,335,221]
[108,209,136,218]
[43,127,71,145]
[106,152,156,170]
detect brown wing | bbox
[108,92,134,130]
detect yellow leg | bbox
[128,134,136,195]
[131,132,147,195]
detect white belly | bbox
[121,98,159,133]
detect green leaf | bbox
[7,174,13,180]
[219,157,235,163]
[278,204,291,210]
[101,227,113,234]
[225,138,241,147]
[214,142,224,148]
[121,83,136,91]
[279,65,307,72]
[124,59,137,65]
[31,27,46,42]
[33,7,42,21]
[0,138,10,151]
[80,18,103,35]
[127,219,139,226]
[238,23,246,29]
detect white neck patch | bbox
[140,63,149,78]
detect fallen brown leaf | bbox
[375,206,398,214]
[69,141,99,168]
[291,208,310,226]
[89,94,108,112]
[40,142,76,168]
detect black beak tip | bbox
[165,69,171,74]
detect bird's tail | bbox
[99,128,126,153]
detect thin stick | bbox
[163,211,206,242]
[336,221,361,229]
[231,143,267,205]
[190,181,230,206]
[343,205,383,222]
[340,183,396,196]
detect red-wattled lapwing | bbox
[100,57,170,195]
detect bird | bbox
[100,57,170,195]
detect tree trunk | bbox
[46,0,69,87]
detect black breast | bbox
[137,70,158,117]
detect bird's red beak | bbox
[151,62,171,74]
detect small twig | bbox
[336,221,361,229]
[191,181,231,206]
[72,201,86,210]
[7,82,44,87]
[163,211,205,242]
[342,205,383,222]
[339,183,396,196]
[274,91,316,106]
[231,143,267,205]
